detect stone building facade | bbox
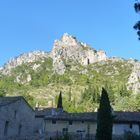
[0,96,140,140]
[35,108,140,139]
[0,96,35,140]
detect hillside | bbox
[0,33,140,112]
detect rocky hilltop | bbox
[1,51,49,75]
[51,33,107,74]
[0,33,107,75]
[0,33,140,112]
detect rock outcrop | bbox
[1,51,49,75]
[0,33,107,75]
[51,33,107,74]
[51,33,107,65]
[2,33,140,93]
[127,61,140,93]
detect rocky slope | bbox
[127,60,140,93]
[51,33,107,74]
[0,51,49,75]
[0,33,140,112]
[0,33,107,75]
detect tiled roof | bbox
[36,108,140,123]
[35,108,65,117]
[45,112,97,122]
[114,111,140,123]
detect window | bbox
[4,121,9,136]
[18,124,22,135]
[130,124,133,129]
[69,121,72,125]
[14,110,17,119]
[63,128,68,134]
[52,120,56,124]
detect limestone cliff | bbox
[127,60,140,93]
[1,33,140,93]
[1,33,140,111]
[51,33,107,74]
[1,51,49,75]
[0,33,107,75]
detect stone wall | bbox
[0,98,35,139]
[43,119,140,139]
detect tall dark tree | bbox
[57,91,63,109]
[134,1,140,39]
[68,87,72,102]
[96,88,113,140]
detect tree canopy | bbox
[134,1,140,39]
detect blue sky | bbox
[0,0,139,66]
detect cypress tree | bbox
[57,91,63,109]
[96,88,113,140]
[68,87,72,102]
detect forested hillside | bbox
[0,33,140,112]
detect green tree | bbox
[68,87,72,102]
[104,83,115,104]
[119,84,130,97]
[0,88,6,96]
[57,91,63,109]
[134,1,140,39]
[82,85,100,104]
[96,88,113,140]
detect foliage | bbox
[82,85,100,104]
[0,57,139,112]
[0,89,6,96]
[22,93,35,107]
[134,1,140,40]
[57,91,63,109]
[96,88,113,140]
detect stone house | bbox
[113,111,140,135]
[1,96,140,139]
[35,108,140,139]
[0,96,35,140]
[35,108,62,135]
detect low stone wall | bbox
[43,133,139,140]
[44,132,95,140]
[1,134,44,140]
[2,133,137,140]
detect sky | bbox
[0,0,139,66]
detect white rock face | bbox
[52,56,66,74]
[2,33,140,92]
[127,62,140,93]
[27,74,32,82]
[15,74,32,84]
[51,33,107,74]
[32,64,41,71]
[0,33,107,75]
[1,51,49,75]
